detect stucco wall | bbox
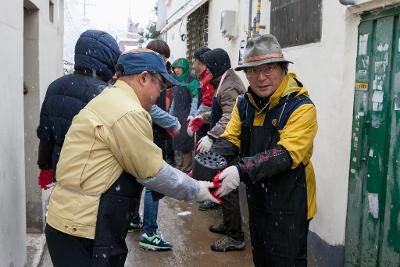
[24,0,64,234]
[276,2,359,245]
[0,2,26,266]
[163,0,360,247]
[0,0,63,265]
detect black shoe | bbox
[128,220,143,233]
[198,201,221,211]
[209,224,226,234]
[211,235,245,252]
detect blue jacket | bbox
[37,30,120,175]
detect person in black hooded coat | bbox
[36,30,120,189]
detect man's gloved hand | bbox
[38,169,54,190]
[196,135,213,154]
[188,115,205,132]
[210,174,222,199]
[215,166,240,197]
[196,181,222,204]
[166,119,181,138]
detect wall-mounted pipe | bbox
[339,0,357,5]
[248,0,253,34]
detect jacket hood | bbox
[74,30,121,81]
[172,58,190,82]
[199,48,231,79]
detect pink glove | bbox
[38,169,54,190]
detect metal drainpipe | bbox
[339,0,357,5]
[248,0,253,35]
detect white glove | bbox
[215,166,240,197]
[196,136,213,153]
[186,115,193,137]
[196,181,220,203]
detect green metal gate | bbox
[345,7,400,267]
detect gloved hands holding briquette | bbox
[196,180,222,204]
[213,165,240,197]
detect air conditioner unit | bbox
[220,10,236,40]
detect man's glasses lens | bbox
[245,64,277,76]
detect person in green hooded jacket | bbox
[170,58,200,172]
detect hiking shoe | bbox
[139,233,172,251]
[209,224,226,234]
[128,220,143,233]
[198,200,221,211]
[211,235,245,252]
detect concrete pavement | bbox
[39,197,253,267]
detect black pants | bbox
[209,139,243,242]
[164,136,175,166]
[46,224,96,267]
[250,214,309,267]
[221,189,244,241]
[195,124,210,143]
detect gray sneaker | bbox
[210,235,245,252]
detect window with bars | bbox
[186,2,209,76]
[270,0,322,48]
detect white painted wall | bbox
[253,0,359,245]
[247,0,358,246]
[24,0,64,234]
[0,0,63,265]
[275,2,359,245]
[0,2,26,266]
[162,0,398,247]
[165,23,188,63]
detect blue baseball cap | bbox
[117,48,179,86]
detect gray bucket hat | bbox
[235,34,292,71]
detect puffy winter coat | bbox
[37,30,120,176]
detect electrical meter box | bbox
[220,10,236,39]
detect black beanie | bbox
[199,48,231,79]
[194,47,211,61]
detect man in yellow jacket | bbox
[214,34,318,266]
[45,49,217,267]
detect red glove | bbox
[38,169,54,190]
[166,128,181,138]
[188,116,205,132]
[210,173,223,204]
[188,170,193,177]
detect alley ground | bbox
[38,197,254,267]
[37,194,321,267]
